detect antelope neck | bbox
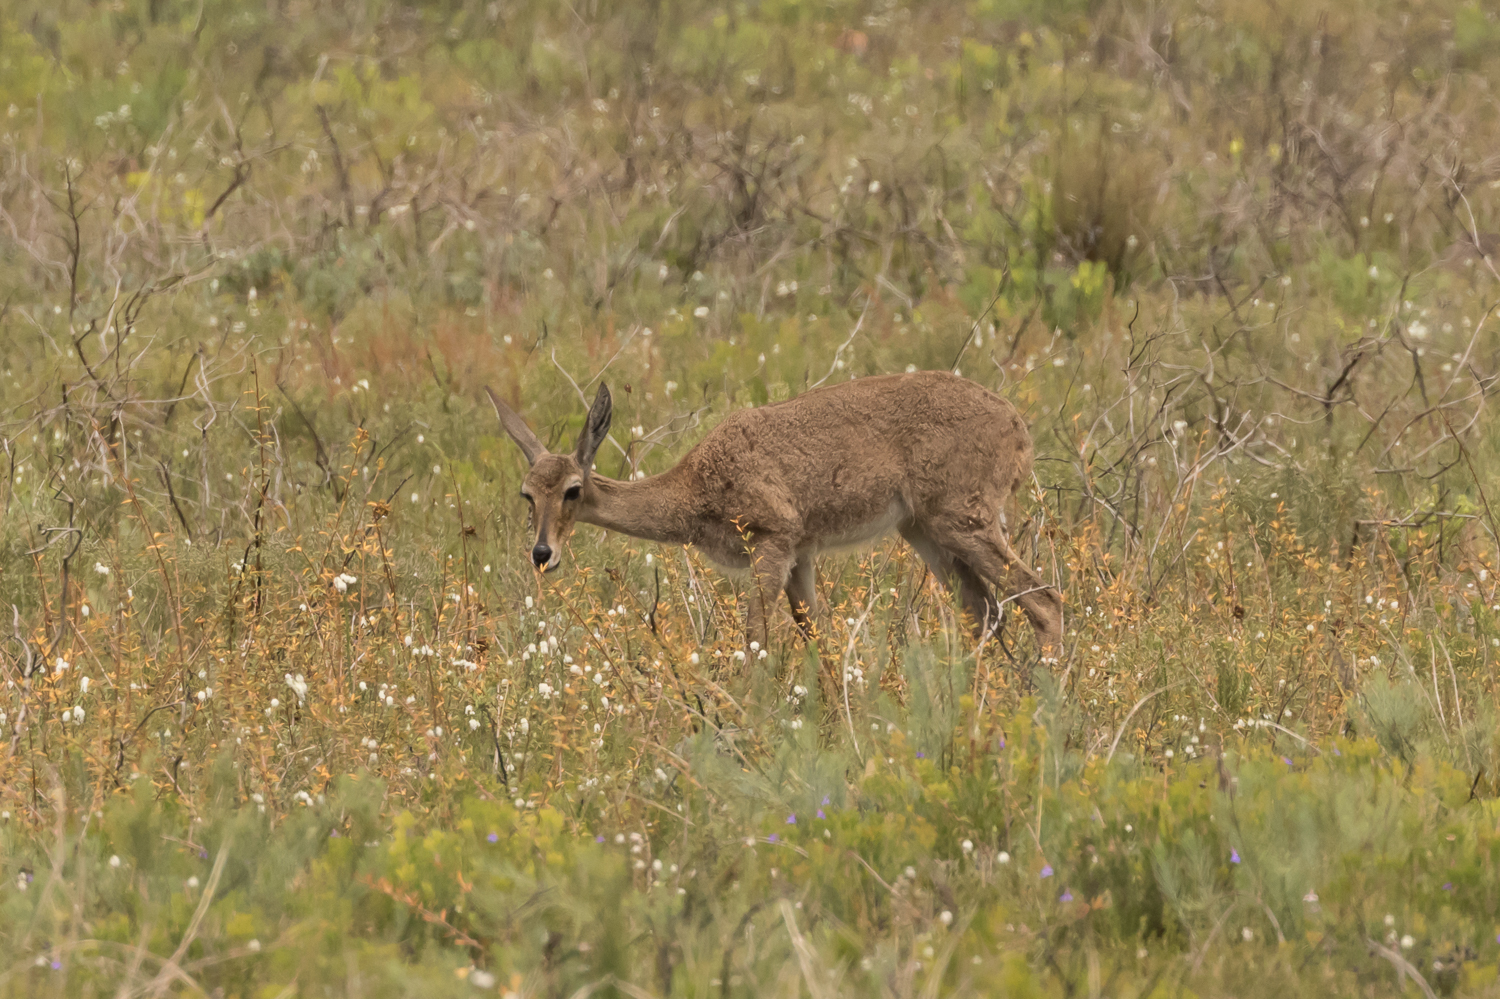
[583,467,700,546]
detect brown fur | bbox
[487,371,1064,660]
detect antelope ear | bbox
[575,383,613,470]
[484,386,545,466]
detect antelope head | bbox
[486,384,613,572]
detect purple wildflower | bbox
[816,809,826,820]
[767,833,779,843]
[1443,882,1454,891]
[1059,889,1074,902]
[1282,756,1293,766]
[487,832,499,844]
[915,752,925,759]
[1040,865,1054,879]
[329,829,340,838]
[787,814,797,825]
[51,961,61,971]
[1230,849,1241,864]
[821,795,830,807]
[595,835,605,843]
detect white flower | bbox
[80,676,90,694]
[333,572,358,593]
[961,839,974,854]
[285,673,308,701]
[186,876,200,889]
[247,939,261,953]
[56,658,69,672]
[519,718,529,735]
[997,851,1010,864]
[1241,927,1253,942]
[94,562,110,576]
[1401,934,1414,950]
[109,855,121,868]
[693,306,710,318]
[939,910,953,926]
[470,970,496,989]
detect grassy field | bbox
[3,0,1500,995]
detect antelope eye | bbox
[563,485,582,501]
[519,492,533,505]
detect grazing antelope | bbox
[486,371,1063,661]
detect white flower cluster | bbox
[94,104,131,129]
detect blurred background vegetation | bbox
[3,0,1500,994]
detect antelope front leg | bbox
[784,556,818,640]
[744,540,795,659]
